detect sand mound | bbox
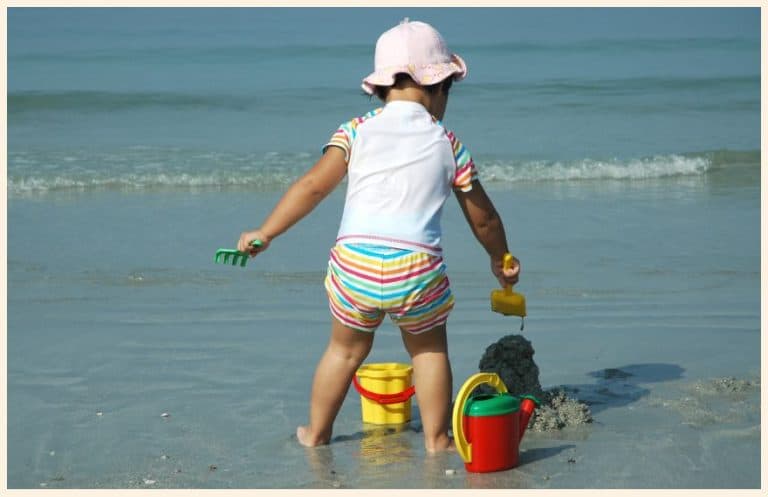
[648,376,760,427]
[691,376,759,397]
[478,334,592,432]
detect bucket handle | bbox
[451,372,508,464]
[352,374,416,405]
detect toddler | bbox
[238,18,520,452]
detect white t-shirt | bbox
[323,100,478,256]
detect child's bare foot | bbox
[425,434,455,453]
[296,425,329,448]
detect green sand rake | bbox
[214,240,262,267]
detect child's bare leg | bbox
[297,317,374,447]
[400,324,453,453]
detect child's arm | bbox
[454,181,520,287]
[237,146,347,254]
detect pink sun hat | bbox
[361,18,468,95]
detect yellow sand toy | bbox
[353,363,415,425]
[490,253,527,330]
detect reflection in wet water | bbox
[301,423,421,488]
[357,424,413,464]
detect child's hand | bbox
[237,230,270,257]
[491,255,520,288]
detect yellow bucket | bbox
[353,363,415,425]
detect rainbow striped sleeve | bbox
[446,130,478,192]
[322,108,383,162]
[323,120,354,162]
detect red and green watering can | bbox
[452,372,540,473]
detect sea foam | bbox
[8,151,720,195]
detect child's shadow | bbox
[563,362,685,415]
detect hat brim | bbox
[361,53,468,95]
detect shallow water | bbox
[7,171,760,488]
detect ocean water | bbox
[6,7,761,489]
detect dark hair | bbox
[372,73,453,101]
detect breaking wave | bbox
[8,148,757,195]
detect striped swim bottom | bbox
[324,244,455,334]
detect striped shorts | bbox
[324,244,455,334]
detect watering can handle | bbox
[451,373,508,464]
[352,374,416,405]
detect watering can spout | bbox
[518,396,539,440]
